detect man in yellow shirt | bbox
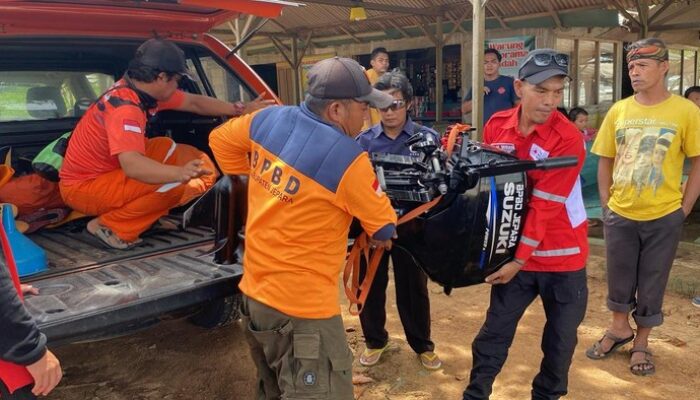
[587,38,700,376]
[363,47,390,130]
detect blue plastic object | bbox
[1,204,47,277]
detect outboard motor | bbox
[370,127,577,293]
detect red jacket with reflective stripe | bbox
[484,106,588,272]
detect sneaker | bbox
[692,297,700,308]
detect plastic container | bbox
[1,204,48,276]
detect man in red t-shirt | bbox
[462,49,588,400]
[59,39,271,249]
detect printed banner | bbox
[485,36,536,78]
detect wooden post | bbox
[472,0,486,137]
[436,15,444,124]
[291,36,300,104]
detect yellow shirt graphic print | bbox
[592,94,700,221]
[612,127,676,194]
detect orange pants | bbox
[59,137,218,242]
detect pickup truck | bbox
[0,0,288,344]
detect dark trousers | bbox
[359,246,434,354]
[603,208,684,327]
[0,381,36,400]
[463,269,588,400]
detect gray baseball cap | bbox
[307,57,394,109]
[518,48,569,85]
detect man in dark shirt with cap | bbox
[59,38,271,249]
[463,49,588,400]
[210,57,397,400]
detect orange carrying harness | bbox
[343,123,471,315]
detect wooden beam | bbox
[418,16,438,45]
[610,0,642,28]
[298,0,440,17]
[648,0,675,25]
[472,0,486,134]
[635,0,649,38]
[545,0,563,29]
[486,3,508,30]
[647,21,700,32]
[295,31,314,67]
[269,19,291,34]
[653,5,692,25]
[269,36,293,67]
[338,26,362,43]
[444,8,470,43]
[387,20,410,38]
[435,15,444,123]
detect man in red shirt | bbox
[462,49,588,400]
[59,39,270,249]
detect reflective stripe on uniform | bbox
[532,247,581,257]
[163,141,177,162]
[532,188,567,203]
[156,182,182,193]
[520,235,540,247]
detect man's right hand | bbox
[180,159,213,183]
[483,87,491,95]
[26,350,62,396]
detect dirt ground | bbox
[48,244,700,400]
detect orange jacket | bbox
[211,104,397,318]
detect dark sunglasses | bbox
[525,53,569,68]
[379,99,406,112]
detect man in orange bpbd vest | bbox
[59,39,271,249]
[210,57,397,400]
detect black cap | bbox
[518,48,569,85]
[133,39,190,75]
[307,57,394,109]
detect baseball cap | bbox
[307,57,394,109]
[133,39,190,76]
[518,48,569,85]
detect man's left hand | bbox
[485,261,522,285]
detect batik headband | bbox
[626,45,669,62]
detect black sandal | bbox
[585,330,634,360]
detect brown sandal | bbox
[629,348,655,376]
[585,330,634,360]
[87,218,142,250]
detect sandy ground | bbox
[48,245,700,400]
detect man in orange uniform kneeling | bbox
[59,39,270,249]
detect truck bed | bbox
[27,219,215,276]
[21,220,242,344]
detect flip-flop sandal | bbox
[89,224,142,250]
[419,351,442,370]
[359,344,390,367]
[586,330,635,360]
[18,208,70,233]
[629,348,655,376]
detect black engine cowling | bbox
[368,129,576,291]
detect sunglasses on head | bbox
[379,99,406,112]
[525,53,569,68]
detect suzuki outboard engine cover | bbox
[369,129,576,291]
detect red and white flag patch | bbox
[372,179,383,197]
[123,119,142,134]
